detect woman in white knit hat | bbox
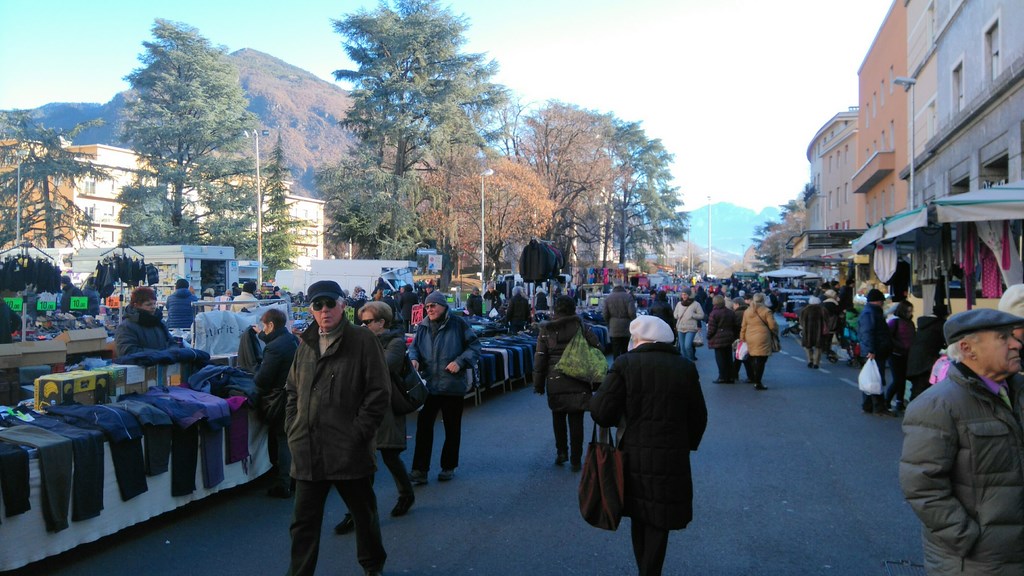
[590,315,708,576]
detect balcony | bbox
[851,150,895,195]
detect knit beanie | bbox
[866,289,885,303]
[425,291,448,308]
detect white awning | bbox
[933,184,1024,223]
[762,268,813,279]
[880,206,929,240]
[852,223,884,254]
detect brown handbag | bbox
[578,423,626,531]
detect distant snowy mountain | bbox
[684,203,781,256]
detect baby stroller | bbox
[780,312,801,337]
[841,324,863,367]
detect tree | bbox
[516,102,614,265]
[420,156,553,280]
[119,19,257,244]
[332,0,505,177]
[0,111,109,249]
[608,119,685,265]
[259,137,301,278]
[752,199,806,270]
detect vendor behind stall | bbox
[115,286,175,356]
[0,297,19,344]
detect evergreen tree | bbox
[119,19,257,245]
[260,137,300,279]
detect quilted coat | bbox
[739,303,778,357]
[590,342,708,530]
[900,365,1024,576]
[533,314,603,412]
[706,303,737,349]
[375,328,409,451]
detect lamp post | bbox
[14,148,27,247]
[894,76,917,210]
[707,195,712,278]
[480,169,493,287]
[246,129,269,285]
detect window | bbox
[880,81,885,107]
[889,121,895,150]
[84,180,96,195]
[985,20,1000,82]
[952,62,964,113]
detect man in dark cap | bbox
[284,279,390,576]
[858,288,893,415]
[165,279,197,329]
[408,289,481,484]
[900,308,1024,575]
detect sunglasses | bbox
[310,298,338,311]
[358,317,381,326]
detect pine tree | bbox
[260,137,300,279]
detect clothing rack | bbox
[98,243,146,260]
[0,241,57,262]
[0,242,60,342]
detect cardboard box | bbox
[145,366,160,388]
[55,328,108,354]
[94,365,127,400]
[34,369,110,410]
[0,345,22,369]
[209,354,236,367]
[16,340,67,366]
[118,382,149,397]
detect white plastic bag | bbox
[735,341,749,361]
[858,358,883,395]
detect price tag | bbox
[3,297,22,312]
[70,296,89,310]
[37,301,57,311]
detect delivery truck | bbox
[306,259,417,296]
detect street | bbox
[5,324,924,576]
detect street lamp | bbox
[707,195,712,278]
[480,169,493,287]
[14,147,27,247]
[894,76,917,209]
[246,129,269,285]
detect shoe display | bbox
[438,469,455,481]
[266,485,291,499]
[334,513,354,535]
[391,494,415,517]
[555,452,568,465]
[410,469,428,485]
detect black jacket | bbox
[466,293,483,317]
[906,316,947,377]
[590,342,707,530]
[533,315,602,412]
[254,326,299,400]
[648,300,674,333]
[0,299,19,344]
[506,294,532,323]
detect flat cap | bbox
[944,308,1024,343]
[307,280,344,302]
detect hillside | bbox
[14,49,356,198]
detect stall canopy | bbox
[850,207,929,254]
[762,268,814,279]
[933,183,1024,223]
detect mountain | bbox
[684,202,780,256]
[15,49,356,198]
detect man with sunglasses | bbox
[408,290,481,484]
[284,280,390,576]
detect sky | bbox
[0,0,895,214]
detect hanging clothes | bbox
[976,220,1023,289]
[980,244,1004,298]
[873,241,899,284]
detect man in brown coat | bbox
[602,283,637,358]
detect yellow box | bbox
[34,369,110,410]
[55,328,108,354]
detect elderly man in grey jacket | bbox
[899,308,1024,576]
[602,283,637,358]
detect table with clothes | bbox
[477,335,537,394]
[0,384,269,572]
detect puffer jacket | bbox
[673,299,704,334]
[114,306,173,357]
[164,287,198,329]
[858,303,892,357]
[899,364,1024,576]
[408,309,481,396]
[590,342,708,530]
[533,314,603,413]
[285,318,390,481]
[705,303,736,349]
[739,303,777,357]
[601,287,637,338]
[376,328,409,451]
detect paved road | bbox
[7,323,924,576]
